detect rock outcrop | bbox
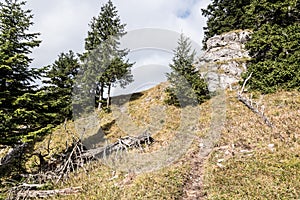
[196,30,252,92]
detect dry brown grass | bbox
[18,83,210,200]
[3,84,299,199]
[203,90,300,199]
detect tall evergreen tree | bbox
[82,0,133,110]
[0,0,41,145]
[244,0,300,93]
[165,34,209,107]
[201,0,253,48]
[246,0,299,29]
[42,50,80,122]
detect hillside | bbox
[1,28,299,199]
[2,82,299,199]
[1,0,299,199]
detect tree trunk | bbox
[107,83,111,109]
[97,85,104,110]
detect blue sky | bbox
[21,0,211,94]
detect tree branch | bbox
[16,187,82,199]
[237,73,274,128]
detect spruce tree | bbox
[246,0,299,29]
[83,0,133,110]
[0,0,41,145]
[42,50,79,122]
[243,0,300,93]
[165,34,209,107]
[201,0,253,48]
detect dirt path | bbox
[182,89,226,199]
[181,153,205,199]
[181,140,212,200]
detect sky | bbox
[22,0,211,95]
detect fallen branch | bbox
[240,72,252,94]
[19,183,45,189]
[55,139,87,183]
[82,131,154,160]
[237,94,273,127]
[237,73,274,128]
[4,131,154,200]
[16,186,82,199]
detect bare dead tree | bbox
[237,73,274,128]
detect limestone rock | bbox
[196,30,252,92]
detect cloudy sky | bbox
[22,0,211,94]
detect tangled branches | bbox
[3,131,154,199]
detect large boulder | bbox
[196,30,252,92]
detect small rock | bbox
[216,163,224,168]
[240,149,253,153]
[268,144,275,148]
[268,144,275,151]
[224,150,231,155]
[199,143,204,148]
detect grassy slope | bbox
[3,83,299,199]
[203,90,300,199]
[27,83,211,200]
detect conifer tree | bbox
[0,0,41,145]
[246,0,299,29]
[244,0,300,93]
[201,0,253,48]
[165,34,209,107]
[42,50,79,122]
[82,0,133,110]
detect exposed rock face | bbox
[196,30,252,92]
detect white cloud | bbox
[22,0,210,68]
[25,0,102,68]
[1,0,211,91]
[114,0,210,42]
